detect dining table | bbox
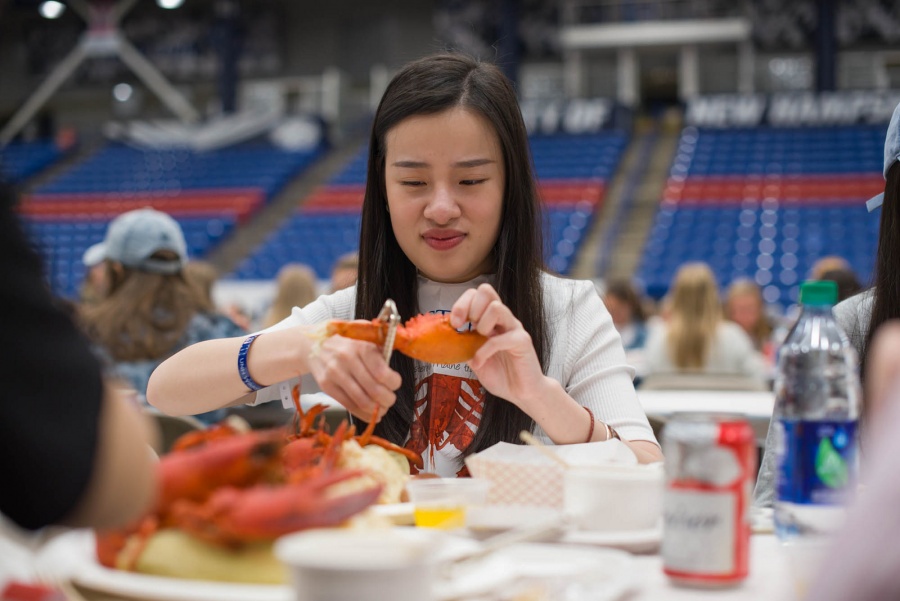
[637,389,775,447]
[5,521,808,601]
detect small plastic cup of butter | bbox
[405,478,490,529]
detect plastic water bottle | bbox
[773,280,860,543]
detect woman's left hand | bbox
[449,283,546,408]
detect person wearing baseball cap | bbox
[755,104,899,510]
[84,208,189,274]
[81,208,245,421]
[833,101,900,395]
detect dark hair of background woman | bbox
[605,279,648,322]
[356,53,547,457]
[861,162,900,395]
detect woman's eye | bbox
[460,179,487,186]
[401,180,425,187]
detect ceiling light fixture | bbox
[39,1,66,19]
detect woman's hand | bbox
[449,283,547,410]
[307,326,401,421]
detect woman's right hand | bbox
[306,331,402,422]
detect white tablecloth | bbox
[637,390,775,420]
[5,523,806,601]
[629,535,796,600]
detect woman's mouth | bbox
[423,232,465,250]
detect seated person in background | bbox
[602,279,651,351]
[79,242,109,307]
[834,100,900,376]
[810,255,851,281]
[0,181,155,531]
[330,252,358,292]
[185,259,251,332]
[724,278,776,362]
[806,321,900,601]
[80,208,246,424]
[262,263,318,329]
[643,263,766,384]
[755,104,900,509]
[820,267,862,304]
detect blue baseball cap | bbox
[867,101,900,212]
[85,208,188,274]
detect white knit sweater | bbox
[254,272,656,463]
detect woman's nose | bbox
[423,185,460,223]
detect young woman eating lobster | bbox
[148,53,662,477]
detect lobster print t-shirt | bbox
[405,275,493,477]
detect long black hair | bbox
[355,53,547,457]
[861,162,900,396]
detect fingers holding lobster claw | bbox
[450,283,515,337]
[308,334,399,422]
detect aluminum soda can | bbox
[661,413,756,587]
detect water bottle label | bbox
[776,420,857,505]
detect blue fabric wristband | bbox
[238,334,264,391]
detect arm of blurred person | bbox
[0,187,156,530]
[61,384,157,529]
[147,325,329,416]
[805,321,900,601]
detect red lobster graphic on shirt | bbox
[405,373,485,477]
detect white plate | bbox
[36,530,289,601]
[443,543,636,601]
[560,525,662,554]
[370,502,414,525]
[38,529,481,601]
[38,529,637,601]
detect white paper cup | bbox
[274,528,444,601]
[564,464,664,532]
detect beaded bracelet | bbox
[583,406,595,443]
[237,334,265,391]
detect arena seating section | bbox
[0,140,66,183]
[18,142,323,298]
[232,132,628,281]
[637,125,885,307]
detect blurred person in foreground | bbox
[643,262,767,384]
[806,321,900,600]
[262,263,318,329]
[80,208,245,423]
[0,181,155,532]
[329,251,358,292]
[148,53,662,475]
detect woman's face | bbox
[728,293,761,333]
[384,107,504,283]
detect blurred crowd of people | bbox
[599,254,867,389]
